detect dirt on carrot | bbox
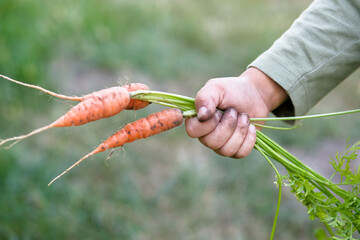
[48,108,184,185]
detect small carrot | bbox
[0,74,150,105]
[0,74,151,148]
[0,86,130,148]
[0,82,130,148]
[48,108,184,185]
[122,83,151,110]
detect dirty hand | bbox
[185,67,288,158]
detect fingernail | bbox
[215,110,223,120]
[229,108,238,119]
[241,113,250,125]
[249,124,256,133]
[197,106,209,121]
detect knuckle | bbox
[206,78,219,85]
[222,108,238,128]
[184,120,196,138]
[236,114,251,136]
[185,118,203,138]
[208,142,223,151]
[216,147,237,158]
[200,137,223,150]
[234,140,255,159]
[233,151,248,159]
[238,123,248,132]
[185,127,197,138]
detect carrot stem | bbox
[130,90,360,122]
[252,123,302,130]
[251,109,360,122]
[255,143,282,240]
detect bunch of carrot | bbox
[0,74,184,185]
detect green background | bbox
[1,0,359,239]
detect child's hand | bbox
[185,67,288,158]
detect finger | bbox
[185,110,222,138]
[195,81,224,122]
[214,113,250,157]
[233,124,257,158]
[199,108,238,150]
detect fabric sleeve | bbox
[249,0,360,117]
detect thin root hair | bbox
[0,125,52,149]
[48,150,97,186]
[0,74,83,101]
[104,149,116,166]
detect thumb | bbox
[195,83,223,122]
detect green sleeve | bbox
[249,0,360,117]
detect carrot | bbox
[0,86,130,148]
[48,108,184,185]
[122,83,151,110]
[0,74,149,105]
[0,74,152,148]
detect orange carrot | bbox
[48,108,184,185]
[0,74,152,148]
[0,86,130,148]
[122,83,151,110]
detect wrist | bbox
[240,67,288,112]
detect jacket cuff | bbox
[249,53,309,117]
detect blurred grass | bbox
[1,0,359,239]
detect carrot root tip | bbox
[0,125,53,149]
[0,74,83,101]
[0,137,23,149]
[48,150,98,186]
[4,140,22,149]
